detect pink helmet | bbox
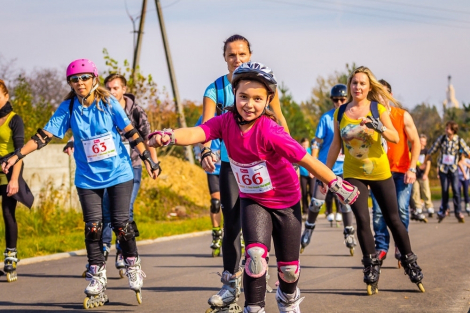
[66,59,98,79]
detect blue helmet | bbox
[330,84,347,98]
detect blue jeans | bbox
[102,166,142,246]
[372,172,411,252]
[439,170,461,217]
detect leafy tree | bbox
[279,84,314,141]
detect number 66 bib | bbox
[229,158,273,194]
[82,133,117,163]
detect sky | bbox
[1,0,470,112]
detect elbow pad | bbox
[31,129,52,150]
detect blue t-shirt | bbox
[315,108,344,175]
[195,115,221,175]
[44,97,134,189]
[299,147,312,177]
[203,75,234,163]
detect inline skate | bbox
[83,264,108,309]
[211,227,223,257]
[206,269,243,313]
[410,208,428,223]
[243,306,265,313]
[300,222,315,254]
[362,255,381,295]
[125,256,146,304]
[343,226,357,256]
[115,244,126,278]
[2,248,19,282]
[427,207,434,218]
[275,287,304,313]
[400,253,425,292]
[466,203,470,216]
[82,245,110,278]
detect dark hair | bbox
[378,79,392,93]
[223,34,252,57]
[300,138,310,144]
[446,121,459,134]
[104,73,127,87]
[0,79,8,95]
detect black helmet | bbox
[330,84,347,98]
[232,61,277,95]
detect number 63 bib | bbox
[82,133,117,163]
[229,158,273,194]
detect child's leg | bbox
[240,198,273,308]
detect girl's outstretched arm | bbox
[298,154,336,185]
[148,126,207,147]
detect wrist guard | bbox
[148,128,176,146]
[0,149,24,167]
[328,176,359,205]
[200,147,216,165]
[364,116,385,133]
[63,141,74,152]
[139,150,162,176]
[31,128,52,150]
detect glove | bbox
[363,116,385,133]
[63,141,74,152]
[200,147,217,165]
[328,176,359,205]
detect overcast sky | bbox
[2,0,469,112]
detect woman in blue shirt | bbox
[2,59,160,308]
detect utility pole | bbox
[131,0,147,91]
[155,0,194,164]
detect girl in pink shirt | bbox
[148,62,359,313]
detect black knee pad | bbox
[130,220,140,237]
[113,223,135,241]
[85,221,103,242]
[210,198,221,214]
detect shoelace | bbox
[126,265,147,282]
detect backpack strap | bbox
[214,76,226,116]
[336,102,348,124]
[68,97,75,129]
[370,101,379,119]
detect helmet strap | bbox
[79,78,98,107]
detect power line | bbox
[261,0,470,30]
[362,0,470,16]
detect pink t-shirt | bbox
[200,112,306,209]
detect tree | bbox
[279,84,314,141]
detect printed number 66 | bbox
[237,173,263,185]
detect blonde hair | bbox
[347,66,401,108]
[64,79,111,111]
[0,79,8,95]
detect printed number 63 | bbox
[92,142,107,153]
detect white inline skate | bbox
[343,226,357,256]
[206,269,243,313]
[276,287,304,313]
[83,264,108,309]
[125,256,146,304]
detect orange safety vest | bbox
[387,107,410,173]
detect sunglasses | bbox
[69,74,94,83]
[332,98,347,103]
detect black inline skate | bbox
[410,208,428,223]
[211,227,223,257]
[400,253,425,293]
[300,222,315,254]
[362,254,381,295]
[2,248,19,282]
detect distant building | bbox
[443,75,459,110]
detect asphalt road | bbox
[1,207,470,313]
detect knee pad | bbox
[278,260,300,283]
[210,198,221,214]
[85,221,103,242]
[130,220,140,237]
[308,198,324,213]
[113,222,135,241]
[244,243,268,278]
[340,204,352,213]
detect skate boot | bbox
[437,209,446,223]
[411,208,428,223]
[125,256,146,304]
[400,253,425,292]
[335,212,342,227]
[115,246,126,278]
[243,306,265,313]
[275,287,305,313]
[362,255,381,295]
[466,203,470,216]
[83,264,108,309]
[343,226,357,256]
[82,245,110,278]
[457,213,465,223]
[327,213,335,227]
[395,247,402,269]
[300,222,315,254]
[211,227,223,257]
[427,207,434,218]
[3,248,19,282]
[206,269,243,313]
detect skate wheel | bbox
[349,248,354,256]
[83,297,92,309]
[6,272,16,282]
[397,260,401,269]
[423,218,428,223]
[366,284,378,295]
[81,270,87,278]
[418,283,425,293]
[136,291,142,304]
[205,308,215,313]
[300,247,305,254]
[119,268,126,278]
[211,249,220,257]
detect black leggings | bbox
[219,161,242,274]
[347,177,412,256]
[241,198,301,307]
[300,175,314,214]
[77,179,137,265]
[1,185,18,249]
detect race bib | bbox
[82,133,117,163]
[418,154,425,164]
[442,154,455,165]
[229,158,273,194]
